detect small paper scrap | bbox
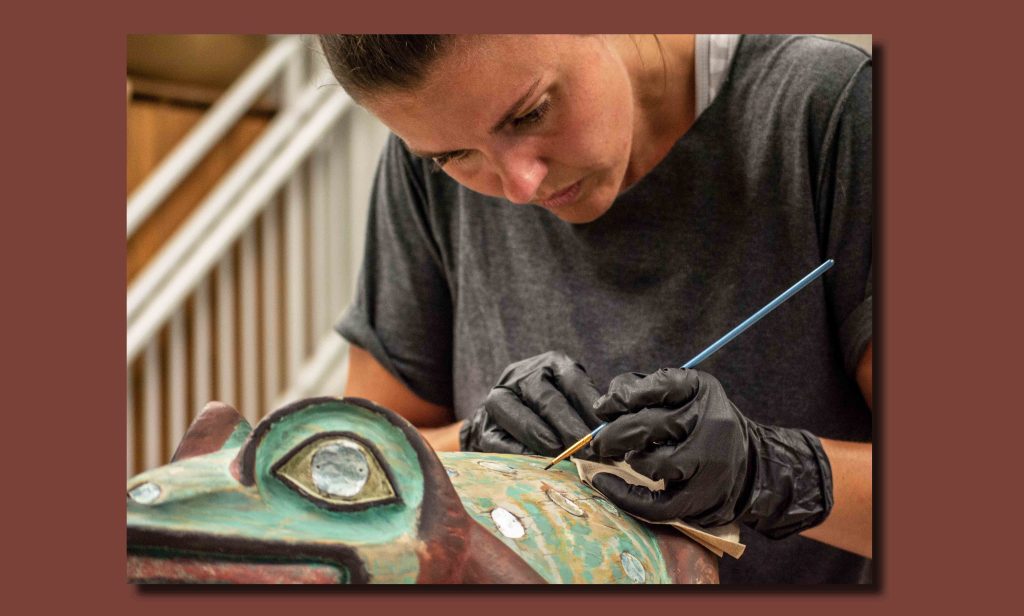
[573,458,746,559]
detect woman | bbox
[320,34,872,584]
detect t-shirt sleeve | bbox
[335,134,455,408]
[816,58,873,377]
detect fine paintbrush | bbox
[543,258,835,471]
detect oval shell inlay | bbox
[620,551,646,583]
[490,507,526,539]
[592,497,620,516]
[546,488,585,516]
[128,482,161,505]
[477,460,517,475]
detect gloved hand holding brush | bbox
[590,367,834,539]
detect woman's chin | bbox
[544,199,613,224]
[540,181,615,224]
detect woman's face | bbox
[363,35,638,224]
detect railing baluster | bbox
[168,310,188,455]
[326,123,345,330]
[285,180,306,384]
[283,44,306,385]
[216,256,236,406]
[261,203,280,414]
[311,140,329,339]
[127,367,135,478]
[144,340,163,470]
[192,278,212,415]
[347,108,381,293]
[240,226,260,424]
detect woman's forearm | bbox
[420,420,466,452]
[800,438,872,558]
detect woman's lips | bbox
[537,179,582,209]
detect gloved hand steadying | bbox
[589,368,833,539]
[460,351,603,456]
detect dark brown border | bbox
[13,0,1017,611]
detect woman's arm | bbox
[800,438,872,557]
[799,340,873,557]
[344,344,464,451]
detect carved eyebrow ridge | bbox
[406,77,543,161]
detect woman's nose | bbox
[494,148,547,204]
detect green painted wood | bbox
[127,398,702,584]
[440,452,670,583]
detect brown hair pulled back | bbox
[318,35,455,100]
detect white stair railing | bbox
[127,35,389,476]
[127,36,303,237]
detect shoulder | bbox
[731,35,871,113]
[723,35,871,154]
[376,132,467,209]
[736,34,870,82]
[379,132,432,182]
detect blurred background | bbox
[127,35,390,477]
[126,34,871,477]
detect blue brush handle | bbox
[586,259,835,440]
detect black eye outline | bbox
[271,431,402,512]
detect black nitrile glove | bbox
[460,351,603,456]
[589,368,833,539]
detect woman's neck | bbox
[619,34,696,189]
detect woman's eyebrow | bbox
[407,145,449,160]
[490,78,541,134]
[405,78,543,160]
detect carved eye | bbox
[272,434,399,510]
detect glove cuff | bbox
[458,416,474,452]
[742,426,834,540]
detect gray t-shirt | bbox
[337,34,873,584]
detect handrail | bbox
[127,79,332,322]
[126,89,354,364]
[126,35,302,237]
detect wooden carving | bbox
[127,397,718,584]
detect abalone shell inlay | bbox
[311,441,369,498]
[491,507,526,539]
[128,482,161,505]
[620,551,646,583]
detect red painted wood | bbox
[127,555,344,584]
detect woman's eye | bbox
[511,98,551,128]
[429,98,552,172]
[432,150,469,171]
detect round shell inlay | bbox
[311,441,369,497]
